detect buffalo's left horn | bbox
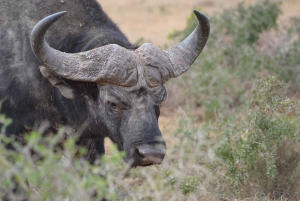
[30,11,138,87]
[164,10,210,78]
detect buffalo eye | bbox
[107,101,118,109]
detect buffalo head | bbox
[30,11,210,167]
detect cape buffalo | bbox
[0,0,210,167]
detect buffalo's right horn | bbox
[30,12,138,87]
[164,10,210,79]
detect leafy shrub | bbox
[167,1,300,197]
[0,110,220,200]
[0,126,125,200]
[213,76,300,199]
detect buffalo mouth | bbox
[129,145,166,167]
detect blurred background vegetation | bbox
[1,0,300,200]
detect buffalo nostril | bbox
[136,146,166,165]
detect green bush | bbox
[166,1,300,199]
[213,76,300,199]
[0,127,125,200]
[0,110,219,200]
[167,76,300,200]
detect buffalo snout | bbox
[131,142,166,167]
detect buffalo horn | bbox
[164,10,210,78]
[30,12,138,87]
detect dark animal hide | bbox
[0,0,210,166]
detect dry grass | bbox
[99,0,300,46]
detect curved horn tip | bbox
[31,11,67,37]
[45,11,67,21]
[193,10,209,23]
[38,11,67,25]
[30,11,67,53]
[40,11,67,26]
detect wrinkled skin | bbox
[37,46,169,166]
[49,61,168,166]
[31,68,168,166]
[94,84,167,166]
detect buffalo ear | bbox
[39,66,82,99]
